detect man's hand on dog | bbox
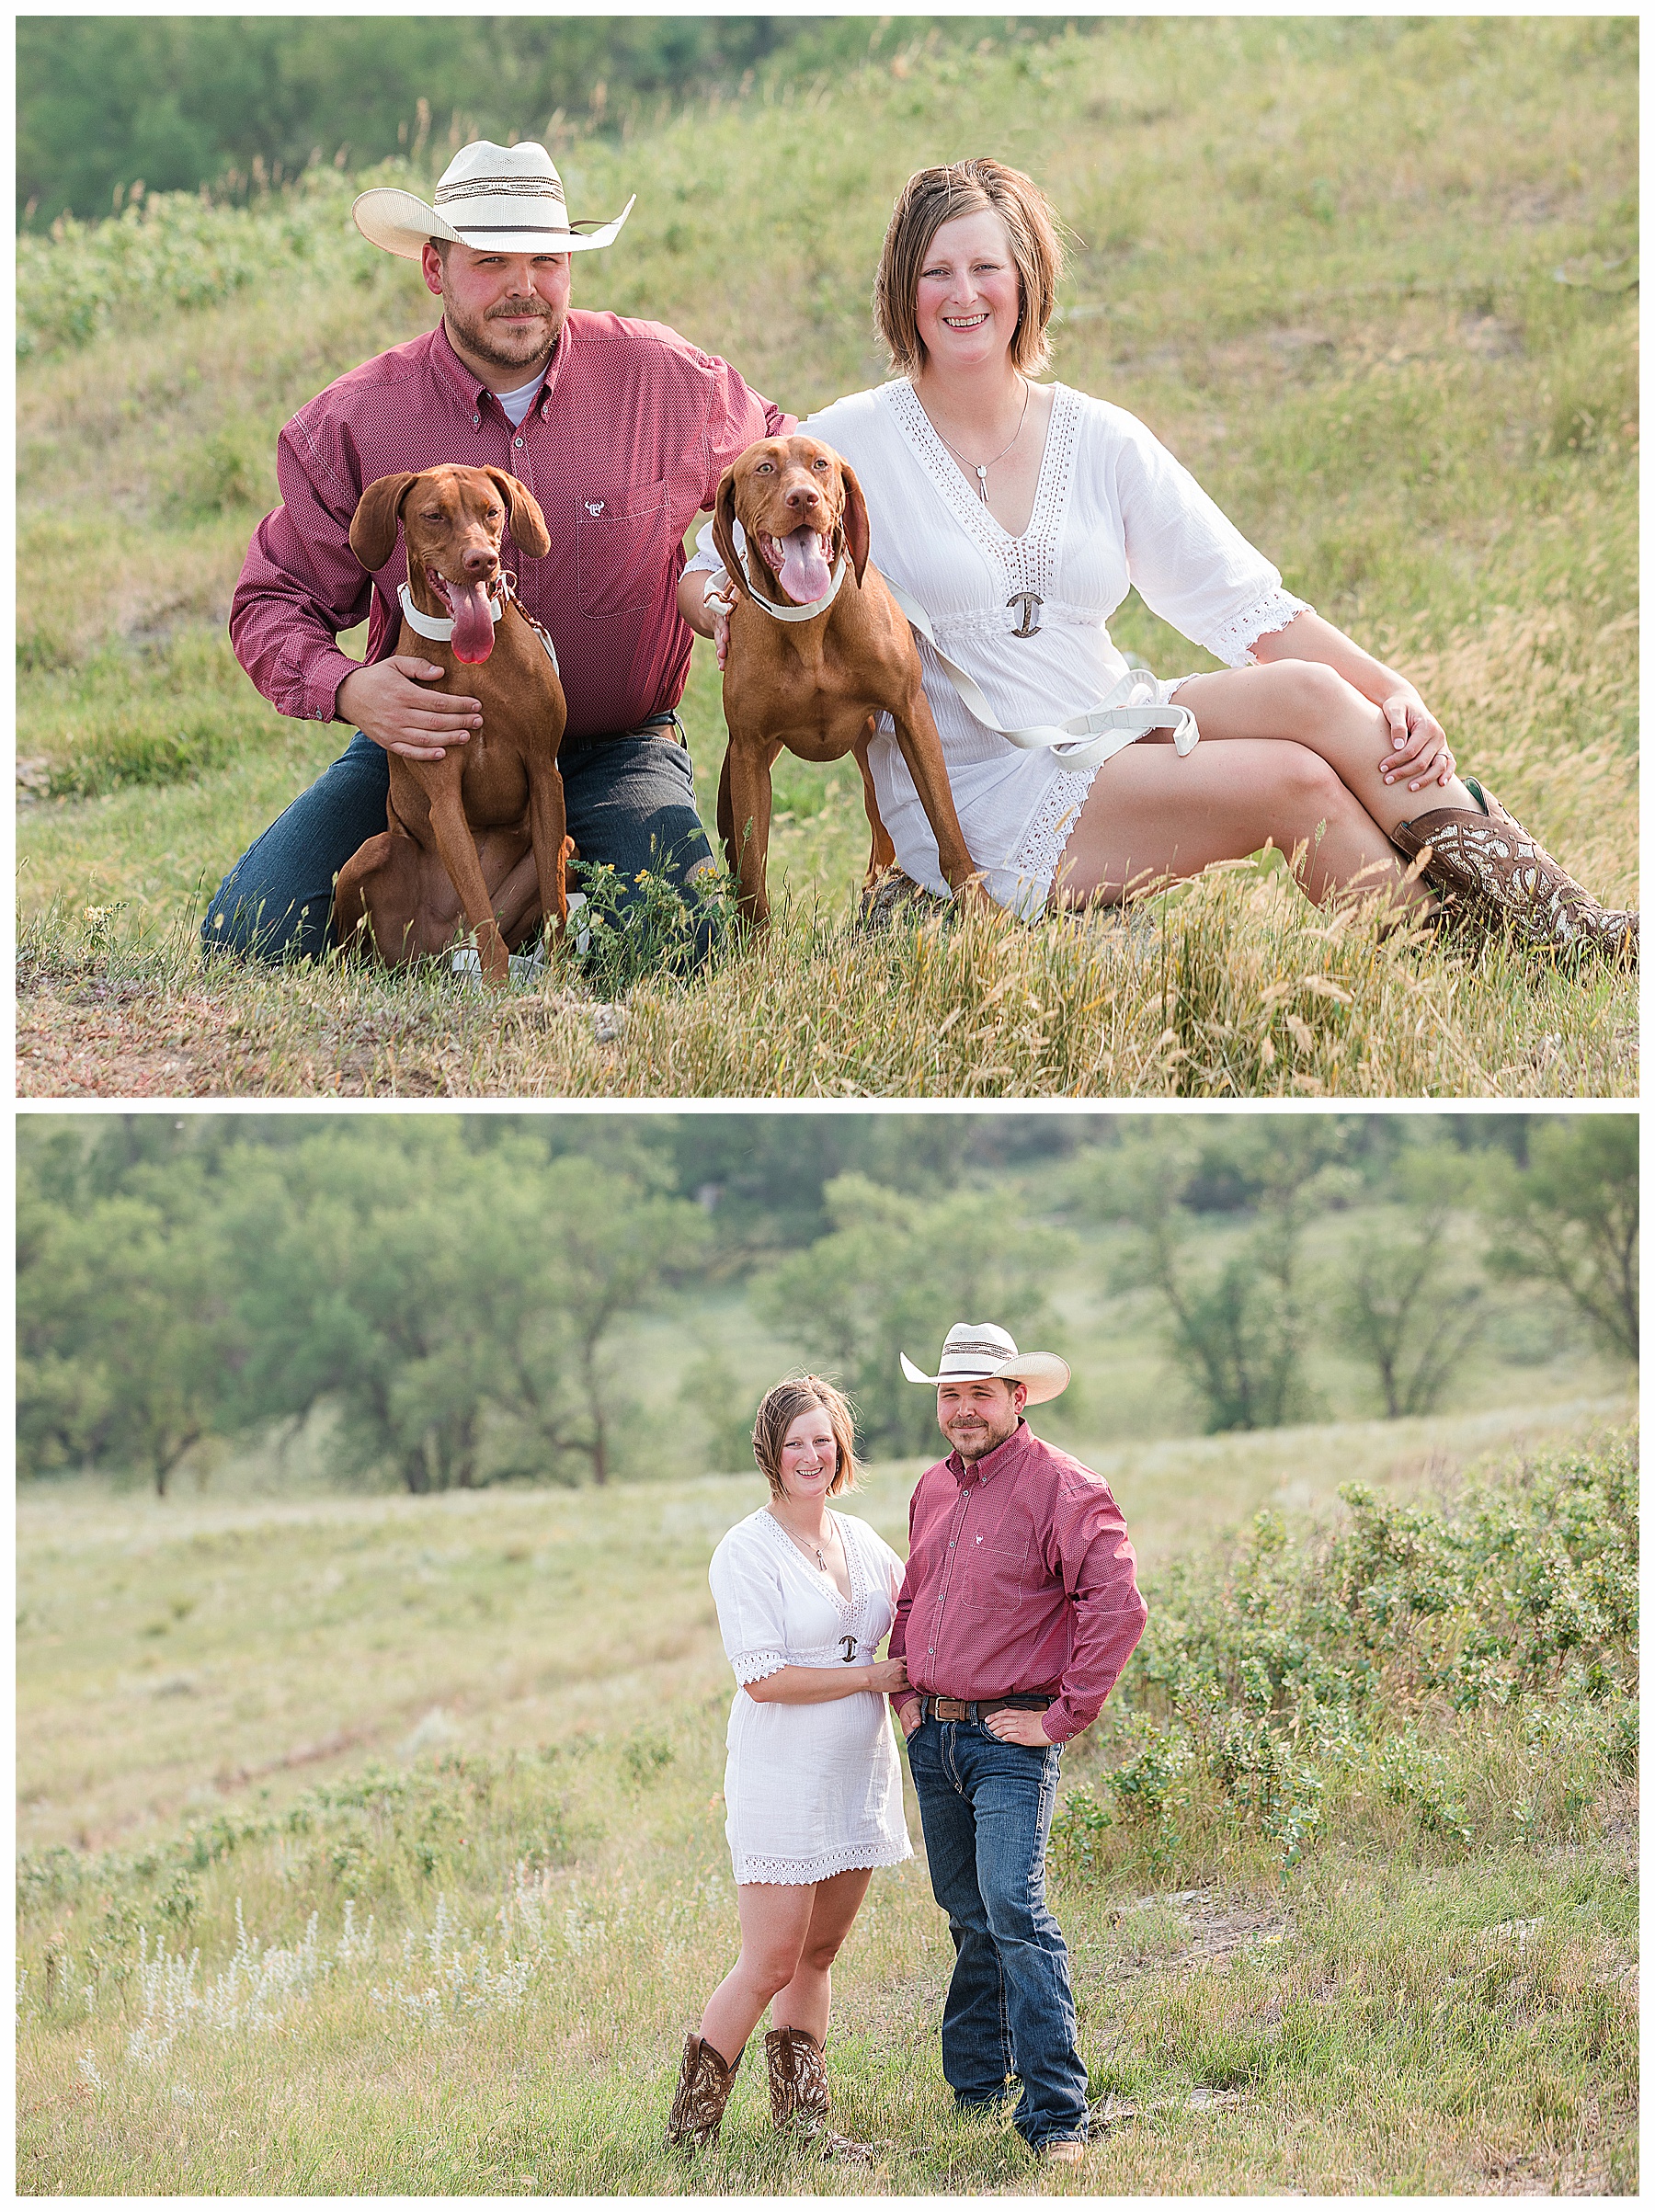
[337,656,483,762]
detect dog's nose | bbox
[784,484,824,516]
[461,545,497,579]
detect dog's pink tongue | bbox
[450,581,496,664]
[777,528,832,605]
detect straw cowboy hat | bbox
[353,140,634,259]
[900,1322,1070,1405]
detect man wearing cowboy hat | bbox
[888,1322,1147,2167]
[207,140,792,965]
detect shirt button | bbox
[948,1541,954,1549]
[473,413,482,428]
[513,435,524,449]
[928,1648,935,1656]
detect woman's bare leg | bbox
[769,1866,875,2046]
[698,1873,871,2060]
[1051,735,1419,911]
[1169,660,1479,834]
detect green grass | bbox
[16,1421,1636,2193]
[15,17,1638,1096]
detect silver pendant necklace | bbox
[924,378,1031,503]
[772,1510,829,1573]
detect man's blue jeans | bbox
[200,724,719,966]
[906,1716,1089,2150]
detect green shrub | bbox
[1056,1431,1637,1883]
[16,164,404,359]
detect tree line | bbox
[17,1114,1628,1497]
[18,17,1030,229]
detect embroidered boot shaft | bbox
[1393,784,1637,960]
[666,2032,743,2149]
[765,2026,874,2161]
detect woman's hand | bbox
[866,1657,909,1696]
[1379,693,1455,792]
[710,587,733,672]
[675,567,734,668]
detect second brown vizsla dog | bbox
[334,465,568,986]
[712,434,982,927]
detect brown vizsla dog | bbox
[711,433,983,928]
[334,465,568,986]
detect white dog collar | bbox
[398,581,506,641]
[734,548,848,623]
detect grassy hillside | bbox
[16,17,1638,1097]
[16,1420,1636,2193]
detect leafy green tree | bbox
[1483,1117,1638,1363]
[1081,1123,1354,1433]
[753,1175,1074,1457]
[17,1176,237,1494]
[223,1126,709,1489]
[1330,1147,1486,1419]
[678,1340,762,1476]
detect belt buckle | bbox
[1007,589,1044,639]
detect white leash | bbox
[881,576,1199,770]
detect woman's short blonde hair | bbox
[874,157,1066,379]
[751,1374,860,1499]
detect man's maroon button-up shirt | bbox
[889,1420,1148,1743]
[229,314,790,739]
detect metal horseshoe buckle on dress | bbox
[839,1635,859,1663]
[1007,590,1044,638]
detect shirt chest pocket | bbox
[955,1533,1030,1613]
[576,477,671,617]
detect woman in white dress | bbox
[681,159,1632,952]
[667,1374,910,2158]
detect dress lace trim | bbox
[1209,586,1313,668]
[753,1507,863,1618]
[883,380,1083,614]
[734,1838,913,1887]
[731,1650,787,1685]
[1010,766,1100,901]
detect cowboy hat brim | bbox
[352,188,635,259]
[899,1350,1070,1405]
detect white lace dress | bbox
[709,1507,912,1887]
[693,382,1312,916]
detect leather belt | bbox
[560,710,683,754]
[920,1694,1053,1724]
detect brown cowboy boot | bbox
[666,2031,743,2149]
[765,2025,875,2162]
[1392,781,1637,960]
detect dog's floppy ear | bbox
[711,465,753,602]
[486,468,551,560]
[838,462,872,587]
[349,473,418,572]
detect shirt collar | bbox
[946,1418,1029,1488]
[432,317,570,423]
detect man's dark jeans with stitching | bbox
[200,725,719,967]
[905,1717,1090,2150]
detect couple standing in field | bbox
[208,134,1635,970]
[669,1326,1147,2168]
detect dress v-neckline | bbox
[762,1506,857,1613]
[890,378,1073,549]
